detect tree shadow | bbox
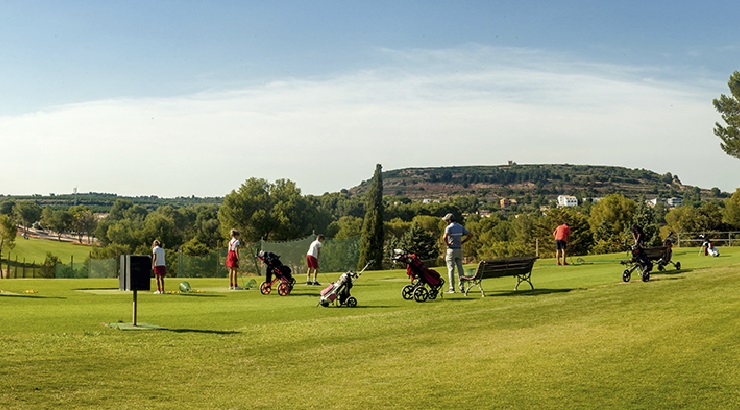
[166,328,241,335]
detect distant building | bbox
[478,210,493,218]
[500,198,517,209]
[667,197,683,208]
[646,198,662,208]
[557,195,578,208]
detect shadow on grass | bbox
[166,328,241,335]
[321,305,397,309]
[0,293,66,299]
[484,288,580,297]
[176,293,225,298]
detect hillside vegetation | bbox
[352,164,725,202]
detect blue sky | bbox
[1,0,738,197]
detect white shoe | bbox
[153,290,162,294]
[446,289,456,294]
[233,286,243,290]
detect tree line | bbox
[1,179,739,267]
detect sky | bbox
[1,0,738,197]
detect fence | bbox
[676,231,740,247]
[0,236,362,280]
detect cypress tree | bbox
[359,164,384,270]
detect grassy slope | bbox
[2,237,93,265]
[0,248,737,409]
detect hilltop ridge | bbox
[350,164,726,202]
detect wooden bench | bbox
[460,256,537,297]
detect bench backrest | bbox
[476,257,537,280]
[643,246,667,259]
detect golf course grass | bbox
[1,248,738,409]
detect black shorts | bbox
[555,240,567,250]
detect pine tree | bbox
[359,164,384,270]
[398,222,438,261]
[712,70,740,159]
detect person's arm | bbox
[462,232,473,245]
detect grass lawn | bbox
[1,247,738,409]
[2,236,93,265]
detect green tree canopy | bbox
[13,201,42,233]
[723,188,740,229]
[588,194,635,253]
[0,214,17,259]
[218,177,316,243]
[712,70,740,159]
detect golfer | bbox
[553,222,571,265]
[442,213,473,293]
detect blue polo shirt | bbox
[445,222,470,249]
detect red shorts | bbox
[306,255,319,269]
[153,265,166,276]
[226,251,239,268]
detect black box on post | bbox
[119,255,151,291]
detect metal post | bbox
[132,288,138,326]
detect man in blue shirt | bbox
[442,213,473,293]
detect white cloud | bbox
[1,46,737,197]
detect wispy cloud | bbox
[1,46,736,196]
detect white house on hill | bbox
[557,195,578,208]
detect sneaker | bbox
[153,290,162,294]
[446,289,456,294]
[233,286,243,290]
[229,286,234,290]
[306,281,313,285]
[313,282,321,286]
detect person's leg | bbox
[454,249,464,291]
[156,275,164,293]
[562,244,568,265]
[446,248,455,292]
[230,268,238,289]
[306,256,314,284]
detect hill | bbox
[350,164,726,202]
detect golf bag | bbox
[257,250,296,296]
[318,260,373,308]
[393,251,444,303]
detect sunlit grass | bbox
[1,247,737,409]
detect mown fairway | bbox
[3,236,93,265]
[1,248,738,409]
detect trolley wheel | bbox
[346,296,357,307]
[402,285,414,300]
[428,288,438,300]
[657,263,665,272]
[642,272,650,282]
[413,287,429,303]
[622,269,631,283]
[675,262,681,270]
[259,282,271,295]
[277,282,291,296]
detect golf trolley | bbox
[392,250,445,303]
[318,260,374,308]
[620,243,653,283]
[256,250,296,296]
[655,233,681,272]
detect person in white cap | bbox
[442,213,473,293]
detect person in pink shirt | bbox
[553,223,571,266]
